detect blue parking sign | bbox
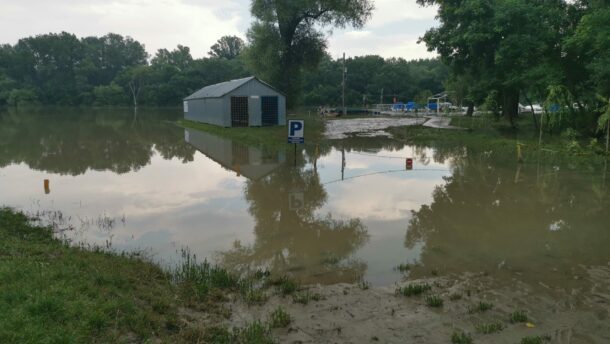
[288,120,304,144]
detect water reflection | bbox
[406,147,610,288]
[0,108,195,175]
[185,129,369,284]
[0,109,608,290]
[185,128,285,180]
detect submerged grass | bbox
[179,113,325,149]
[387,114,609,166]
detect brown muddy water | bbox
[1,109,609,293]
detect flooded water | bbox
[1,108,609,289]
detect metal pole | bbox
[606,117,609,154]
[342,52,347,117]
[341,147,345,181]
[606,116,610,155]
[294,144,297,167]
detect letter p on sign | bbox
[288,120,304,144]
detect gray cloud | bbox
[0,0,437,60]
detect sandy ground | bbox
[324,116,464,139]
[186,264,610,343]
[324,117,427,139]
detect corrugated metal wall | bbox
[185,78,286,127]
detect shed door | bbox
[231,96,249,127]
[261,96,278,126]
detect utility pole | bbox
[380,88,384,105]
[342,52,347,116]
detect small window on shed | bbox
[183,101,188,113]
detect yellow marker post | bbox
[517,143,524,163]
[44,179,50,194]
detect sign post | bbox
[288,120,304,166]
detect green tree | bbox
[246,0,374,108]
[417,0,568,126]
[114,65,151,108]
[208,35,246,59]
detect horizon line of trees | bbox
[0,31,447,109]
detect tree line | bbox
[0,31,446,109]
[417,0,610,134]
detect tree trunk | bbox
[502,88,519,127]
[466,101,474,117]
[523,95,538,131]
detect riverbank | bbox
[3,207,609,343]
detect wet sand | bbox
[188,265,610,343]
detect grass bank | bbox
[178,113,325,149]
[388,114,609,165]
[0,208,281,343]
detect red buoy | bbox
[406,158,413,170]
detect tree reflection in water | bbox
[405,145,610,289]
[214,144,369,285]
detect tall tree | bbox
[417,0,567,126]
[246,0,374,108]
[208,36,245,60]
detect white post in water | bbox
[342,52,347,117]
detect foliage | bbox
[246,0,374,107]
[417,0,608,133]
[209,36,246,60]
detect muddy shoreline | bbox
[188,267,610,343]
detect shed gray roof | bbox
[184,76,255,100]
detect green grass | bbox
[509,310,529,323]
[468,301,494,314]
[0,207,282,343]
[396,283,432,297]
[268,307,292,328]
[424,295,444,307]
[387,114,609,165]
[0,207,182,343]
[520,335,552,344]
[475,322,504,334]
[178,113,325,149]
[269,276,299,296]
[451,330,473,344]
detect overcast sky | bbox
[0,0,438,60]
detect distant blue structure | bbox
[392,102,405,111]
[427,102,438,110]
[406,101,417,110]
[549,104,561,113]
